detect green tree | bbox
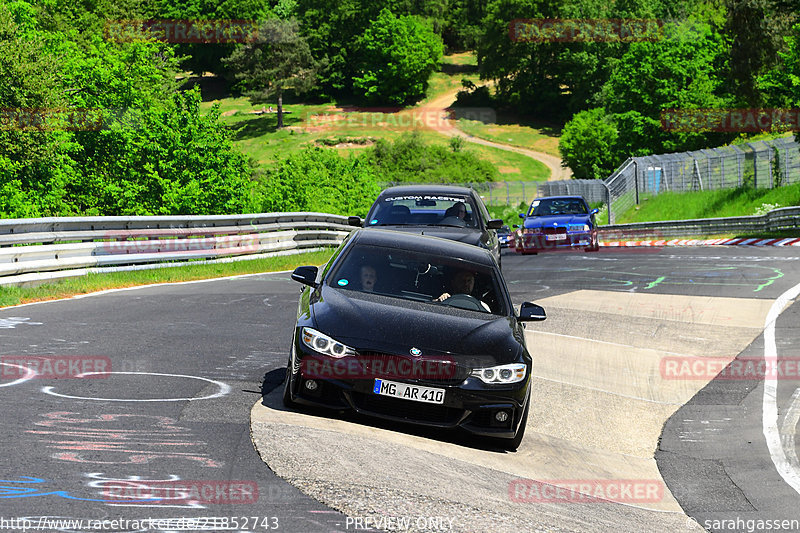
[352,8,443,104]
[74,89,255,215]
[294,0,446,98]
[0,1,79,217]
[225,17,320,128]
[758,23,800,107]
[723,0,798,106]
[600,21,734,155]
[150,0,274,79]
[559,108,621,179]
[477,0,666,120]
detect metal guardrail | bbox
[0,213,352,287]
[599,206,800,239]
[2,207,798,288]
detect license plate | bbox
[546,234,567,241]
[373,379,445,404]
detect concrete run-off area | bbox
[250,289,772,532]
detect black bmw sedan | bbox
[348,185,504,267]
[284,229,546,450]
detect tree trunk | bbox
[276,91,284,129]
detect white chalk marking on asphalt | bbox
[762,281,800,495]
[0,317,43,328]
[0,362,37,387]
[780,388,800,473]
[41,371,231,402]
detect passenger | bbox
[441,202,468,226]
[360,265,377,292]
[451,201,467,220]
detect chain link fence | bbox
[604,135,800,223]
[378,134,800,219]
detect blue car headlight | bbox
[301,327,356,358]
[470,363,527,384]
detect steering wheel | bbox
[441,293,485,312]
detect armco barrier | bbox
[0,213,352,287]
[599,206,800,240]
[2,207,798,287]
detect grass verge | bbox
[614,183,800,224]
[0,249,335,309]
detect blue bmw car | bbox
[514,196,600,254]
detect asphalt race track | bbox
[1,245,799,533]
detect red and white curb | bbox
[601,237,800,247]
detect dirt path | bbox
[419,88,573,181]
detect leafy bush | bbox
[258,147,381,216]
[362,132,497,184]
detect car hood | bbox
[373,225,483,246]
[310,286,522,365]
[523,214,590,228]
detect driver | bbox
[433,268,490,311]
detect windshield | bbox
[366,194,479,228]
[328,244,506,315]
[529,198,588,216]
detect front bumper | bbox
[287,348,530,439]
[517,231,595,252]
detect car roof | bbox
[378,185,476,197]
[532,195,587,202]
[348,228,496,267]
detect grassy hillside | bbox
[613,183,800,224]
[195,52,554,181]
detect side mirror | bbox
[512,224,520,229]
[518,213,526,219]
[487,219,503,230]
[519,302,546,321]
[348,216,363,227]
[590,208,599,215]
[291,266,319,287]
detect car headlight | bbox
[301,327,356,358]
[523,227,542,234]
[568,224,590,232]
[470,363,527,384]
